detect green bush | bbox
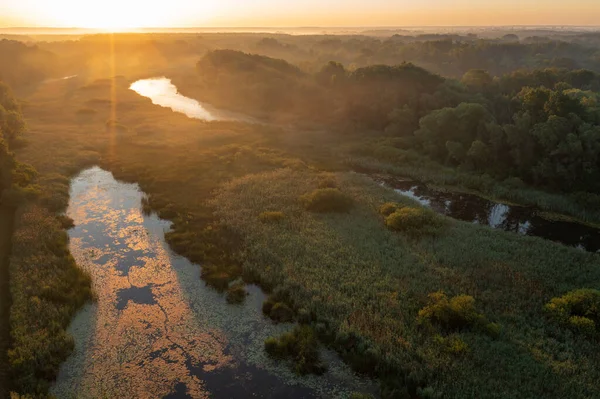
[264,325,327,375]
[544,289,600,336]
[385,207,443,236]
[299,188,353,213]
[418,291,488,332]
[258,211,285,223]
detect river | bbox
[51,167,375,398]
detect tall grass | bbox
[213,168,600,398]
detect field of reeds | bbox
[212,168,600,398]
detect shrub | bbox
[258,211,285,223]
[434,334,469,356]
[269,302,294,323]
[379,202,403,217]
[200,264,235,291]
[418,291,488,332]
[385,207,443,236]
[56,215,75,230]
[544,289,600,336]
[317,176,337,189]
[226,282,247,304]
[264,325,327,375]
[299,188,353,213]
[262,297,276,315]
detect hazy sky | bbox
[1,0,600,28]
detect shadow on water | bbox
[378,176,600,253]
[52,167,375,399]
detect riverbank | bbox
[0,207,14,399]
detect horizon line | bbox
[2,24,600,30]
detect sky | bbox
[1,0,600,29]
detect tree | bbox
[517,86,551,124]
[544,91,585,119]
[461,69,493,91]
[467,140,491,167]
[316,61,346,86]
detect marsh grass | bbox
[213,168,600,398]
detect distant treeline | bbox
[4,29,600,87]
[193,49,600,194]
[0,40,59,88]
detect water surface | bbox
[130,78,255,123]
[52,167,374,398]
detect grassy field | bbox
[8,71,600,398]
[0,207,14,399]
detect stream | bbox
[380,176,600,253]
[51,167,375,399]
